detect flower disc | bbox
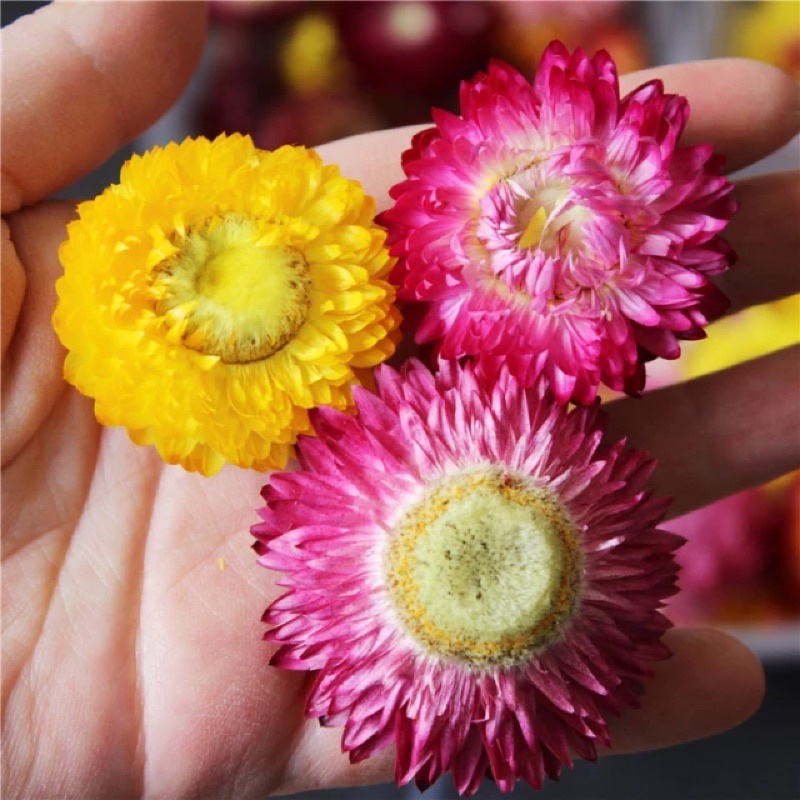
[254,359,682,795]
[387,467,582,667]
[54,134,401,474]
[150,214,313,363]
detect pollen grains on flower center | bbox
[385,467,582,668]
[149,214,311,364]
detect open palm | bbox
[2,4,798,798]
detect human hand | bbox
[2,3,798,798]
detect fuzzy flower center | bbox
[386,467,582,668]
[150,214,311,364]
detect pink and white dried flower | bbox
[379,41,737,404]
[253,359,681,794]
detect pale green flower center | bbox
[386,467,582,669]
[149,215,311,364]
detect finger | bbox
[1,219,25,355]
[619,58,800,173]
[316,124,423,211]
[0,1,208,213]
[607,627,765,754]
[281,725,397,796]
[318,59,800,212]
[605,346,800,518]
[719,172,800,312]
[1,201,76,465]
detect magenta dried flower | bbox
[380,41,737,404]
[253,359,681,794]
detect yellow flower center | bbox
[386,467,582,669]
[515,185,594,256]
[150,215,311,364]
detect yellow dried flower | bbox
[54,134,400,475]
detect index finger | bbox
[317,58,800,209]
[0,1,208,214]
[619,58,800,173]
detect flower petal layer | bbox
[254,359,680,794]
[54,134,400,474]
[379,42,737,404]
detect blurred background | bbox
[2,1,798,798]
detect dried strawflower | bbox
[380,41,737,404]
[254,359,680,794]
[54,134,400,474]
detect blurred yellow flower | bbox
[681,295,800,379]
[280,12,349,93]
[54,134,400,475]
[728,1,800,79]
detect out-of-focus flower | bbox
[499,0,624,27]
[728,0,800,80]
[279,12,350,94]
[784,475,800,605]
[658,294,800,624]
[198,60,263,141]
[54,134,400,475]
[380,42,737,405]
[209,0,302,24]
[254,359,679,795]
[496,1,647,77]
[680,294,800,379]
[333,1,498,95]
[624,293,800,398]
[254,90,381,150]
[664,489,780,624]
